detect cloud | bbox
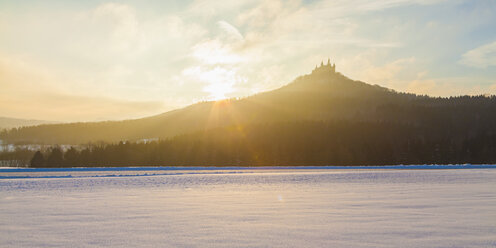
[1,0,494,122]
[0,53,167,121]
[337,51,496,97]
[311,0,447,18]
[187,0,258,17]
[191,39,244,65]
[185,20,249,100]
[363,57,417,84]
[0,2,214,121]
[460,41,496,68]
[217,21,244,41]
[92,3,138,40]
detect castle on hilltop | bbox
[312,58,336,74]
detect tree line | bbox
[24,120,496,167]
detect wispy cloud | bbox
[460,41,496,68]
[217,21,244,41]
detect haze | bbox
[1,0,496,122]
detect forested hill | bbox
[29,120,496,167]
[2,64,496,145]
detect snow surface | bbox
[1,167,495,247]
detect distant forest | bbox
[19,119,496,167]
[2,64,496,167]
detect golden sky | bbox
[1,0,496,121]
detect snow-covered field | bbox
[1,167,495,247]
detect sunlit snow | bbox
[1,167,495,247]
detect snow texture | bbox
[1,167,495,247]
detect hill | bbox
[0,117,57,131]
[1,62,496,145]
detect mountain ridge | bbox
[1,64,495,145]
[0,117,58,130]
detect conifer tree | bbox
[30,151,45,168]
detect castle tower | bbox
[312,58,336,74]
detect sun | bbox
[204,81,234,101]
[186,65,243,101]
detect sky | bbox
[0,0,495,122]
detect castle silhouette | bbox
[312,58,336,74]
